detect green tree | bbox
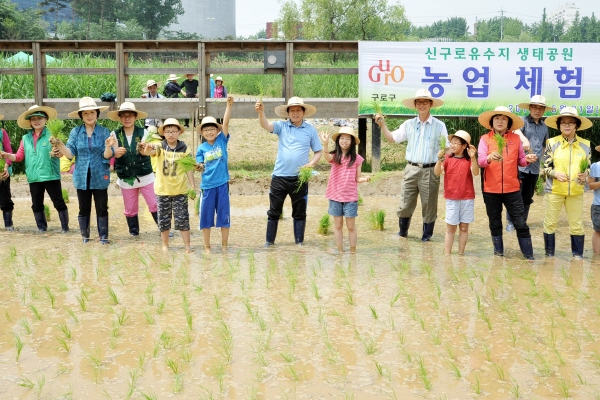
[122,0,183,40]
[38,0,70,33]
[1,0,47,39]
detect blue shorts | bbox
[445,199,475,225]
[199,183,230,229]
[328,200,358,218]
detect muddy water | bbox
[2,193,600,399]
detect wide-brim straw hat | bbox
[478,106,524,131]
[158,118,185,135]
[448,130,474,148]
[274,96,317,118]
[402,89,444,109]
[215,76,224,82]
[517,95,552,112]
[106,102,148,122]
[196,116,222,134]
[67,97,109,118]
[545,106,593,131]
[166,74,180,81]
[17,105,58,129]
[142,79,162,93]
[331,126,360,145]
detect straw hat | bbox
[478,106,524,131]
[448,130,474,148]
[142,79,161,93]
[331,126,360,145]
[166,74,180,82]
[106,102,148,122]
[17,105,58,129]
[185,73,197,77]
[158,118,185,135]
[0,114,3,120]
[517,95,552,112]
[67,97,109,118]
[274,97,317,118]
[402,89,444,109]
[545,106,593,131]
[196,116,222,134]
[215,76,224,82]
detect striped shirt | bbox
[391,115,448,165]
[325,154,364,202]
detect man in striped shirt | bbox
[375,89,448,241]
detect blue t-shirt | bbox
[271,120,322,177]
[196,132,230,190]
[591,162,600,206]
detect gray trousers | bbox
[397,164,440,223]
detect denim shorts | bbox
[445,199,475,225]
[592,204,600,232]
[328,200,358,217]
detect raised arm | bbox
[222,95,234,135]
[319,131,333,162]
[374,114,397,143]
[255,102,274,132]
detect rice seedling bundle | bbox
[317,214,331,235]
[46,119,67,147]
[295,167,313,192]
[579,158,590,173]
[368,210,385,231]
[187,189,197,200]
[175,155,198,173]
[136,133,163,153]
[0,159,5,181]
[62,188,69,203]
[44,204,51,221]
[494,133,506,159]
[439,135,447,152]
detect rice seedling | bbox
[116,308,129,326]
[389,292,401,307]
[473,373,482,395]
[494,133,506,159]
[43,285,56,309]
[57,323,72,339]
[14,333,24,361]
[138,390,158,400]
[439,134,447,153]
[144,311,155,325]
[44,204,51,222]
[344,284,355,305]
[311,280,321,300]
[509,378,521,398]
[557,377,570,398]
[357,333,378,355]
[19,318,32,335]
[447,360,461,378]
[156,299,166,314]
[18,376,35,388]
[367,210,385,230]
[56,336,70,353]
[369,306,378,319]
[29,304,42,321]
[175,154,198,173]
[295,166,314,192]
[572,368,586,385]
[64,307,79,323]
[579,157,590,173]
[159,330,175,349]
[317,214,331,235]
[300,300,309,315]
[493,362,507,381]
[107,287,119,305]
[416,356,433,391]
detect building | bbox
[548,2,580,29]
[170,0,236,39]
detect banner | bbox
[358,41,600,118]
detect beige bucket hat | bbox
[402,89,444,109]
[545,106,593,131]
[17,105,58,129]
[142,79,162,92]
[517,95,552,112]
[196,116,222,134]
[166,74,180,82]
[331,126,360,145]
[106,102,148,122]
[478,106,524,131]
[215,76,224,82]
[274,97,317,118]
[158,118,185,135]
[448,130,475,148]
[67,97,109,118]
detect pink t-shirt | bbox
[325,154,364,202]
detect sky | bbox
[236,0,600,37]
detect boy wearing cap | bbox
[505,95,551,232]
[255,96,323,246]
[141,79,164,129]
[375,89,448,241]
[196,95,234,253]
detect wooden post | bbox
[371,118,381,172]
[284,42,294,100]
[358,117,367,166]
[32,42,44,104]
[115,42,126,105]
[199,42,207,115]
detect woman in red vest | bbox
[477,106,538,260]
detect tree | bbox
[410,17,468,40]
[1,0,47,40]
[122,0,183,40]
[38,0,69,34]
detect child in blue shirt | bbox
[588,156,600,254]
[196,95,233,254]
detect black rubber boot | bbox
[126,215,140,236]
[421,221,435,242]
[3,210,14,231]
[98,216,110,245]
[571,235,585,259]
[33,211,47,232]
[492,236,504,256]
[58,209,69,233]
[398,218,411,237]
[151,211,158,225]
[544,233,555,257]
[293,219,306,245]
[264,219,279,247]
[518,237,535,260]
[78,215,90,243]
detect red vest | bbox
[481,131,521,194]
[443,156,475,200]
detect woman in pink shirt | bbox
[320,127,370,253]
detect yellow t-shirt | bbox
[152,140,191,196]
[60,155,75,172]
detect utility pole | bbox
[499,7,504,40]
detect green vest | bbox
[23,127,61,183]
[114,126,153,182]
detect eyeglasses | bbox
[163,130,180,135]
[560,122,576,126]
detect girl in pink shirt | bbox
[320,127,370,253]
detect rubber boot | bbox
[151,211,158,225]
[518,237,535,260]
[264,219,278,247]
[492,235,504,256]
[98,216,110,245]
[421,221,435,242]
[398,217,411,237]
[544,233,555,257]
[3,210,14,231]
[126,215,140,236]
[571,235,585,259]
[33,211,47,232]
[78,215,90,243]
[58,209,69,233]
[293,219,306,245]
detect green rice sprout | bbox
[494,133,506,158]
[439,134,447,152]
[194,196,200,215]
[61,188,69,203]
[145,133,163,143]
[46,119,68,143]
[14,333,24,361]
[368,210,385,231]
[108,287,119,305]
[187,189,197,200]
[579,158,590,173]
[0,159,5,181]
[295,166,313,192]
[44,204,51,222]
[373,101,382,116]
[317,214,330,235]
[175,155,198,173]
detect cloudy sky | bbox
[236,0,600,37]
